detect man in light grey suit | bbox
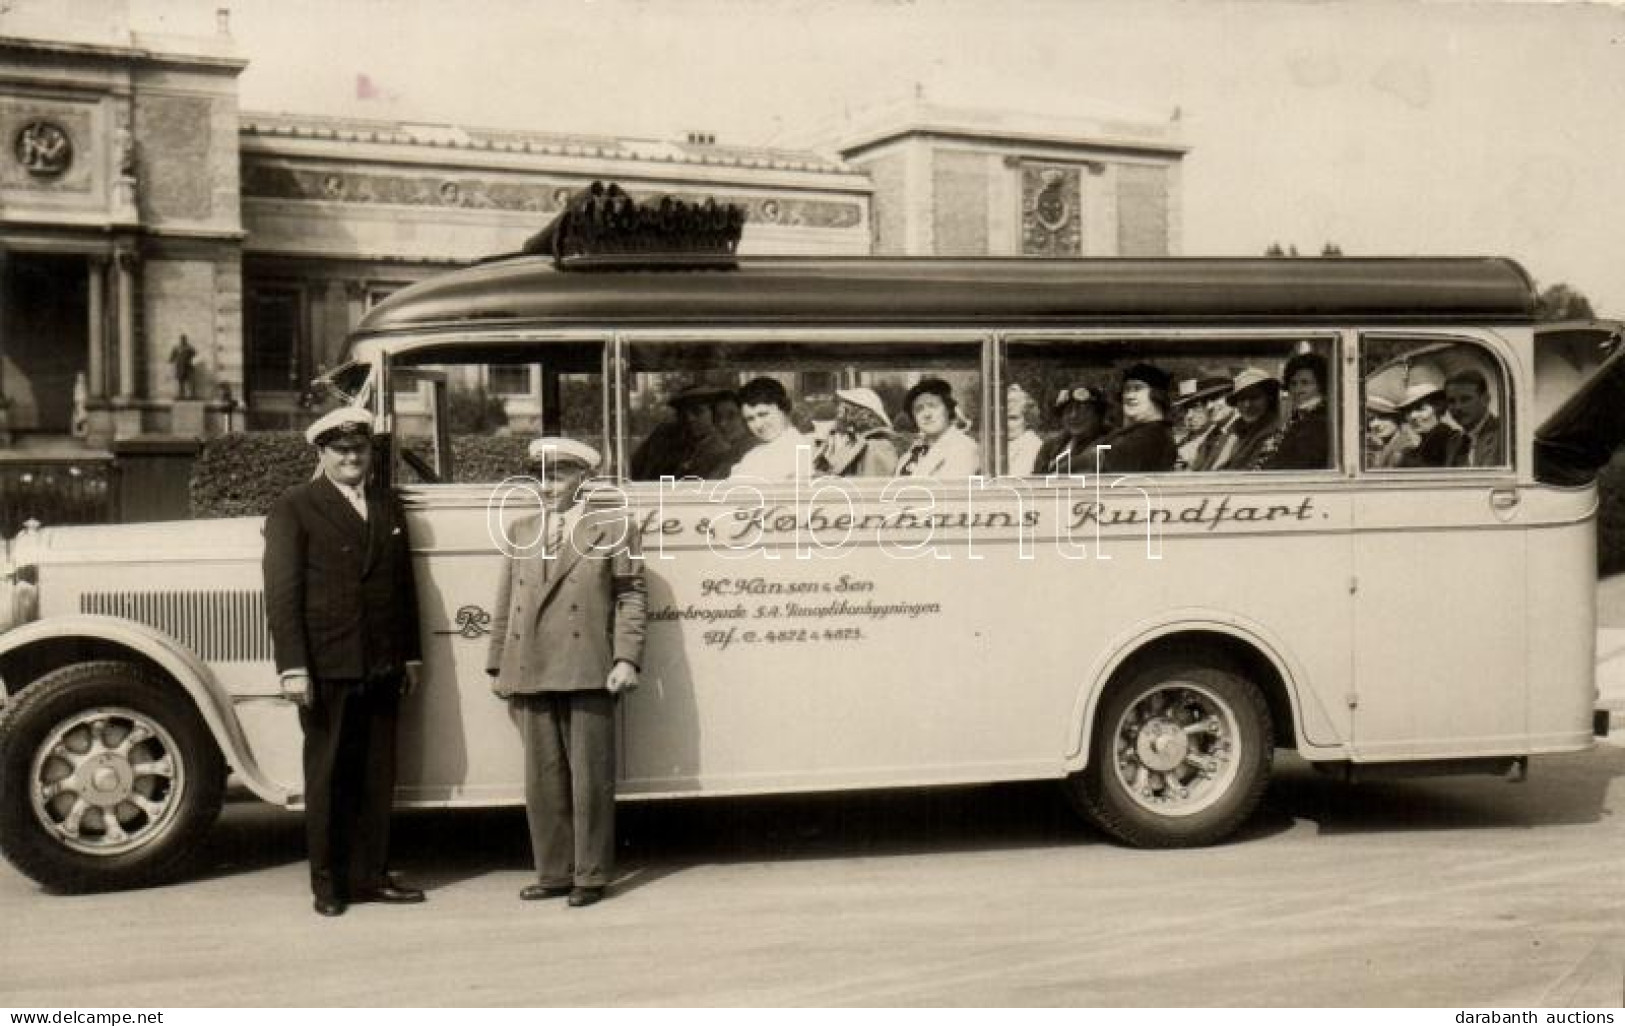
[486,438,646,908]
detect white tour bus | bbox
[0,187,1619,892]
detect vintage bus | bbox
[0,188,1619,892]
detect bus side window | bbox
[624,337,984,481]
[1003,335,1339,476]
[1361,337,1509,472]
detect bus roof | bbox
[351,255,1537,343]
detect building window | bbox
[245,285,306,395]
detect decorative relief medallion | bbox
[1021,164,1082,256]
[15,120,73,179]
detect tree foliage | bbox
[1534,282,1596,322]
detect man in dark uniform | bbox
[263,407,426,917]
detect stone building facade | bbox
[0,11,1186,446]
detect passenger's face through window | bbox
[1367,414,1400,447]
[680,403,716,437]
[712,398,746,442]
[1406,398,1442,433]
[743,402,788,443]
[1061,401,1101,438]
[1121,381,1157,424]
[1445,382,1489,431]
[1182,403,1208,434]
[1234,391,1268,424]
[911,394,950,438]
[1287,368,1322,407]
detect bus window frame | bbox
[1356,328,1519,479]
[614,327,995,491]
[997,327,1349,481]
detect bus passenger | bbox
[1094,363,1178,474]
[1187,378,1236,471]
[896,377,981,478]
[1005,383,1045,476]
[1397,372,1461,468]
[1033,383,1108,476]
[629,384,733,480]
[1364,394,1411,469]
[1173,377,1229,470]
[1215,368,1283,471]
[729,376,813,479]
[1266,351,1331,470]
[710,390,756,471]
[1444,369,1503,468]
[814,387,901,477]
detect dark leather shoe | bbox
[356,883,425,904]
[520,884,572,901]
[567,886,604,908]
[313,897,347,917]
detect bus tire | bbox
[1069,663,1272,848]
[0,661,226,892]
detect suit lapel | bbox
[312,476,368,547]
[537,509,596,609]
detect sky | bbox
[118,0,1625,316]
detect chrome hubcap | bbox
[29,707,185,856]
[1112,682,1239,817]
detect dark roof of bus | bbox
[353,255,1536,338]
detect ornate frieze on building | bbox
[1020,163,1082,257]
[242,164,863,229]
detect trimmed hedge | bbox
[189,431,537,518]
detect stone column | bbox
[114,249,137,401]
[86,255,107,398]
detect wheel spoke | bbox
[131,755,174,780]
[60,797,91,837]
[112,725,153,757]
[101,815,128,845]
[1182,716,1221,736]
[1184,753,1219,776]
[37,778,74,803]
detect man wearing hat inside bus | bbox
[1172,376,1231,471]
[262,406,425,918]
[628,383,733,480]
[1033,382,1109,477]
[814,386,901,477]
[1093,363,1178,474]
[486,438,646,908]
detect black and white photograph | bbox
[0,0,1623,1011]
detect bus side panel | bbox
[1522,486,1599,753]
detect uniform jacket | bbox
[263,476,421,680]
[485,507,647,697]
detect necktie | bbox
[546,512,565,557]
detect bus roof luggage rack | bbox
[521,181,746,271]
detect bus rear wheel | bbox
[0,661,226,892]
[1069,663,1272,848]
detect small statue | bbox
[168,334,197,399]
[71,372,88,438]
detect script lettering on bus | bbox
[649,574,943,651]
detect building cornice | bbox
[0,34,246,74]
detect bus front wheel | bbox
[0,661,226,892]
[1069,664,1272,848]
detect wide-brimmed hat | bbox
[1225,368,1280,405]
[1053,384,1106,411]
[305,407,373,447]
[1397,362,1447,411]
[526,437,602,470]
[1364,394,1400,416]
[835,387,891,428]
[667,384,732,408]
[1174,376,1231,407]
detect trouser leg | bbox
[299,679,355,902]
[349,677,401,893]
[566,691,617,888]
[518,694,574,888]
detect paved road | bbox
[1,738,1622,1007]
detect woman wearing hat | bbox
[1004,384,1045,477]
[1215,367,1284,471]
[1032,382,1108,476]
[896,377,981,478]
[814,387,901,478]
[1395,366,1461,469]
[1092,363,1178,474]
[1364,393,1412,469]
[1265,351,1331,471]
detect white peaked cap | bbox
[304,407,373,446]
[527,437,602,469]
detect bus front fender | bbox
[0,615,290,805]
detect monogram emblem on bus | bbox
[433,604,492,638]
[15,120,72,178]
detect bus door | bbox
[1349,334,1527,758]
